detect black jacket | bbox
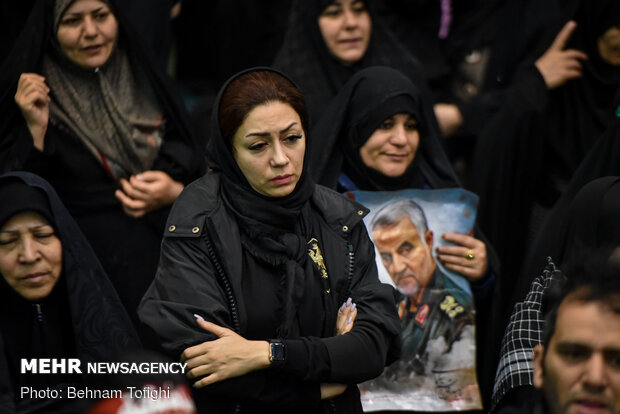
[139,173,401,413]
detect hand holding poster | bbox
[350,188,482,412]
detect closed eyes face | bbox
[232,101,306,198]
[57,0,118,70]
[318,0,372,65]
[360,113,420,177]
[0,211,62,301]
[534,299,620,414]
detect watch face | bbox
[271,342,285,362]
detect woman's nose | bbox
[269,144,289,167]
[390,125,408,146]
[83,17,98,37]
[343,9,359,28]
[18,238,40,263]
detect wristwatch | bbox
[269,340,286,367]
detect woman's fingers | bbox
[436,234,488,281]
[336,297,357,335]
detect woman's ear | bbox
[533,344,545,389]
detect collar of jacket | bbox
[163,172,369,239]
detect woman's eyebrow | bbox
[64,6,105,17]
[245,122,299,138]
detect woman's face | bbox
[318,0,372,65]
[598,25,620,66]
[57,0,118,70]
[360,113,420,177]
[232,101,306,198]
[0,212,62,301]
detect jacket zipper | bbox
[35,304,43,322]
[344,243,355,301]
[203,233,242,414]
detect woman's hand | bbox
[433,103,463,137]
[336,297,357,335]
[435,233,487,282]
[535,20,587,90]
[320,298,358,400]
[182,319,270,388]
[14,73,50,150]
[115,170,183,218]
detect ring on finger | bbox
[465,250,475,261]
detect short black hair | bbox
[541,248,620,350]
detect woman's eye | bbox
[378,121,394,130]
[94,12,109,21]
[284,134,302,143]
[248,142,267,151]
[405,122,419,131]
[321,6,342,17]
[0,238,17,246]
[61,17,80,26]
[351,2,367,13]
[35,232,55,240]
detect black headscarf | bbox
[206,68,328,339]
[309,67,503,405]
[518,96,620,303]
[272,0,440,138]
[310,66,458,191]
[0,172,140,412]
[470,0,620,324]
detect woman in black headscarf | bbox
[273,0,439,135]
[310,66,502,405]
[0,0,204,327]
[470,0,620,330]
[139,68,400,413]
[0,171,140,413]
[517,92,620,304]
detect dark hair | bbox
[541,249,620,350]
[218,70,309,149]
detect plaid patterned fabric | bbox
[491,257,564,409]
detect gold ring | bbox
[465,250,475,261]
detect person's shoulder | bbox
[165,173,221,234]
[311,184,369,232]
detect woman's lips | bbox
[271,175,293,185]
[82,45,103,54]
[339,38,362,45]
[384,153,409,160]
[21,272,49,284]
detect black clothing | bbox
[139,174,400,413]
[139,67,400,413]
[272,0,439,137]
[470,0,620,331]
[0,172,140,414]
[0,0,205,328]
[517,176,620,307]
[310,66,502,405]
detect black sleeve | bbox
[138,234,321,407]
[457,64,549,137]
[151,116,204,185]
[0,115,55,174]
[275,224,401,383]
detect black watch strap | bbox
[269,340,286,367]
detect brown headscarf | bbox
[43,0,163,180]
